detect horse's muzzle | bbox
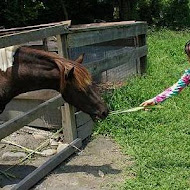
[91,107,109,121]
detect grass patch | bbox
[95,29,190,189]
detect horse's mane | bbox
[54,58,92,93]
[17,47,92,93]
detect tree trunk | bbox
[59,0,68,20]
[119,0,137,20]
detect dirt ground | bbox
[0,127,134,190]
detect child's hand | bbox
[140,99,156,107]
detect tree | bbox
[1,0,190,28]
[118,0,138,20]
[1,0,44,28]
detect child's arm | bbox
[141,69,190,106]
[154,69,190,103]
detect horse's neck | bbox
[0,63,61,109]
[0,47,64,113]
[12,66,61,94]
[0,72,14,113]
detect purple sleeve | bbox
[153,69,190,103]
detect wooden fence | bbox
[0,20,147,189]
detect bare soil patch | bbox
[0,128,133,190]
[33,135,133,190]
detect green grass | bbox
[94,29,190,189]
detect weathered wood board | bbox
[0,99,62,129]
[75,111,94,140]
[67,21,147,48]
[0,22,70,49]
[0,95,64,140]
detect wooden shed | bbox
[0,20,148,189]
[0,20,147,142]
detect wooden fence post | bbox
[43,38,48,51]
[134,35,141,74]
[134,34,147,75]
[57,34,77,143]
[139,34,147,74]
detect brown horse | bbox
[0,46,108,120]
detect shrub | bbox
[137,0,190,28]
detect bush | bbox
[137,0,190,28]
[1,0,190,29]
[1,0,44,28]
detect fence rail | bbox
[0,95,64,140]
[68,21,147,48]
[85,45,147,76]
[0,21,70,48]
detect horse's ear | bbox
[65,67,74,81]
[75,53,84,64]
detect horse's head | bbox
[0,46,108,119]
[60,55,109,120]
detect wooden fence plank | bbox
[0,20,71,34]
[77,120,94,140]
[0,95,64,140]
[67,23,147,48]
[14,90,59,101]
[12,138,82,190]
[69,21,146,33]
[0,99,62,129]
[75,111,92,127]
[85,45,147,76]
[0,24,69,48]
[138,34,147,74]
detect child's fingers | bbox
[140,102,149,106]
[140,100,155,107]
[140,102,146,106]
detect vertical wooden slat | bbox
[56,35,69,57]
[57,34,77,143]
[139,34,147,74]
[135,34,147,75]
[42,38,48,51]
[61,103,77,142]
[134,36,141,74]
